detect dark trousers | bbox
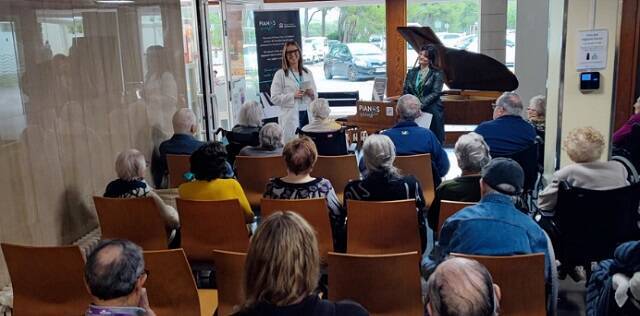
[299,110,309,128]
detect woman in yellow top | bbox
[178,142,254,223]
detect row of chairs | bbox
[167,153,437,209]
[1,243,545,316]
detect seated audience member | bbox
[527,95,546,135]
[234,211,369,316]
[426,257,501,316]
[538,127,628,213]
[238,123,284,157]
[105,149,179,231]
[612,96,640,146]
[301,98,342,133]
[154,108,232,188]
[429,132,490,230]
[178,142,254,223]
[345,134,428,252]
[423,158,552,285]
[263,137,344,249]
[376,94,449,185]
[232,100,262,135]
[475,92,536,156]
[85,239,156,316]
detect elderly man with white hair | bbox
[301,98,342,133]
[475,92,536,156]
[426,257,501,316]
[379,94,449,184]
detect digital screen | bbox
[581,73,591,81]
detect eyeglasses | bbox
[285,49,299,56]
[491,103,498,109]
[139,269,150,279]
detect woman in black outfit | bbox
[234,211,368,316]
[402,44,445,143]
[344,134,427,252]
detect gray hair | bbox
[363,134,399,176]
[427,257,498,316]
[495,92,524,116]
[238,100,263,127]
[455,132,491,173]
[259,123,284,150]
[309,98,331,120]
[115,149,146,181]
[172,108,197,134]
[397,94,422,121]
[529,95,546,117]
[85,239,144,300]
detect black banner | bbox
[254,10,301,93]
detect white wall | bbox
[514,0,549,105]
[545,0,620,172]
[480,0,507,63]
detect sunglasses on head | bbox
[286,49,299,55]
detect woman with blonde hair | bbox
[234,211,368,315]
[270,40,318,141]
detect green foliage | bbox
[407,0,479,34]
[209,11,223,48]
[336,5,385,42]
[507,0,517,30]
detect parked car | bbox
[435,32,464,47]
[369,34,386,50]
[305,36,328,60]
[324,43,386,81]
[302,40,319,64]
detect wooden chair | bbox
[261,198,333,261]
[328,251,423,316]
[235,155,286,208]
[311,155,360,202]
[394,154,436,207]
[93,196,168,250]
[438,200,476,234]
[1,243,91,316]
[144,249,217,316]
[212,250,246,316]
[166,154,191,188]
[347,199,421,254]
[451,253,546,316]
[176,198,250,264]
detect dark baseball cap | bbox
[481,158,524,195]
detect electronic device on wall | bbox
[579,72,600,91]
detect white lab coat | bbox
[270,68,317,141]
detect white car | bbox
[435,32,464,47]
[453,34,515,69]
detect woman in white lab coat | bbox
[270,40,317,141]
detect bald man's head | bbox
[85,239,144,301]
[172,108,197,135]
[426,257,501,316]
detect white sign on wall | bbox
[576,29,608,70]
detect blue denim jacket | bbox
[422,193,551,282]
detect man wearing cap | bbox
[422,157,552,284]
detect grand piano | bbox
[342,26,519,146]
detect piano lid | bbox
[397,26,518,91]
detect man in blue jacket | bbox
[380,94,450,185]
[475,92,536,156]
[422,158,552,285]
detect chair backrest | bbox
[438,200,476,233]
[235,155,287,208]
[212,250,246,316]
[297,128,348,156]
[93,196,168,250]
[451,253,546,316]
[394,154,436,207]
[317,91,359,107]
[166,154,191,188]
[176,198,250,263]
[556,181,640,265]
[492,142,538,192]
[347,199,421,254]
[143,249,202,316]
[328,251,423,316]
[311,155,360,202]
[261,198,333,261]
[1,243,91,316]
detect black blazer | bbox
[402,67,444,112]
